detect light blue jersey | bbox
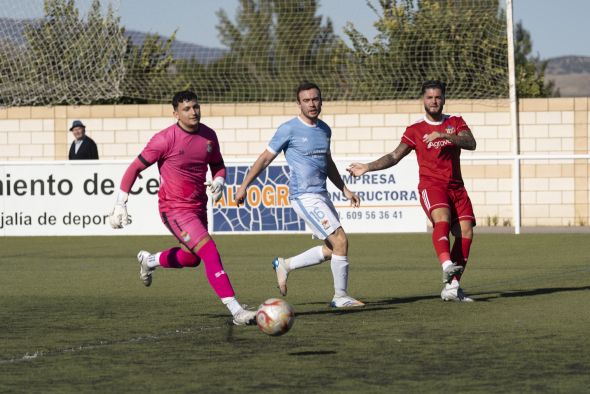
[267,117,331,199]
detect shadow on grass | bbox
[288,350,337,356]
[206,294,441,320]
[206,285,590,322]
[366,284,590,305]
[294,294,441,317]
[470,285,590,301]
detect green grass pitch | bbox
[1,233,589,393]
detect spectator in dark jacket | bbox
[69,120,99,160]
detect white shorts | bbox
[291,193,341,240]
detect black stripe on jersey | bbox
[173,219,183,232]
[161,212,189,248]
[210,159,225,166]
[138,154,152,167]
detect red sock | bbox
[432,221,451,264]
[451,237,472,266]
[451,237,472,280]
[159,247,201,268]
[196,239,235,299]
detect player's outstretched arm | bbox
[204,177,225,203]
[205,139,227,203]
[327,154,360,208]
[326,153,346,191]
[343,187,360,208]
[235,149,278,205]
[451,130,477,150]
[109,157,149,229]
[347,143,412,176]
[109,191,129,229]
[423,130,476,150]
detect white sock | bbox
[222,297,242,315]
[147,252,161,268]
[445,280,460,290]
[331,254,349,297]
[441,260,453,271]
[287,246,326,271]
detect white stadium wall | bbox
[0,98,588,227]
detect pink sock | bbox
[432,221,451,264]
[159,247,201,268]
[196,239,235,298]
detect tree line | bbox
[0,0,557,105]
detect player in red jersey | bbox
[108,91,257,325]
[347,80,477,302]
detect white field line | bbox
[0,324,227,365]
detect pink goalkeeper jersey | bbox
[401,115,470,189]
[139,122,225,212]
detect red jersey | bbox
[139,123,225,212]
[401,115,470,189]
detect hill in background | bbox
[545,56,590,97]
[125,30,226,63]
[0,17,226,64]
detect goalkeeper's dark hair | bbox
[421,80,446,96]
[296,81,321,102]
[172,90,199,110]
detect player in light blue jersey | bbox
[235,82,364,308]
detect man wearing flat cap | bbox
[68,120,99,160]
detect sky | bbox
[113,0,589,60]
[4,0,587,59]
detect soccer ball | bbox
[256,298,295,336]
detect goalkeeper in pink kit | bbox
[109,91,256,325]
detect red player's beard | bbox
[424,103,443,119]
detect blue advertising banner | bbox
[211,158,425,234]
[212,165,305,233]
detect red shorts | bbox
[419,186,476,225]
[160,210,209,250]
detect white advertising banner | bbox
[327,158,425,233]
[0,158,425,236]
[0,161,166,236]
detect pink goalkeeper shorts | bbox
[160,209,209,250]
